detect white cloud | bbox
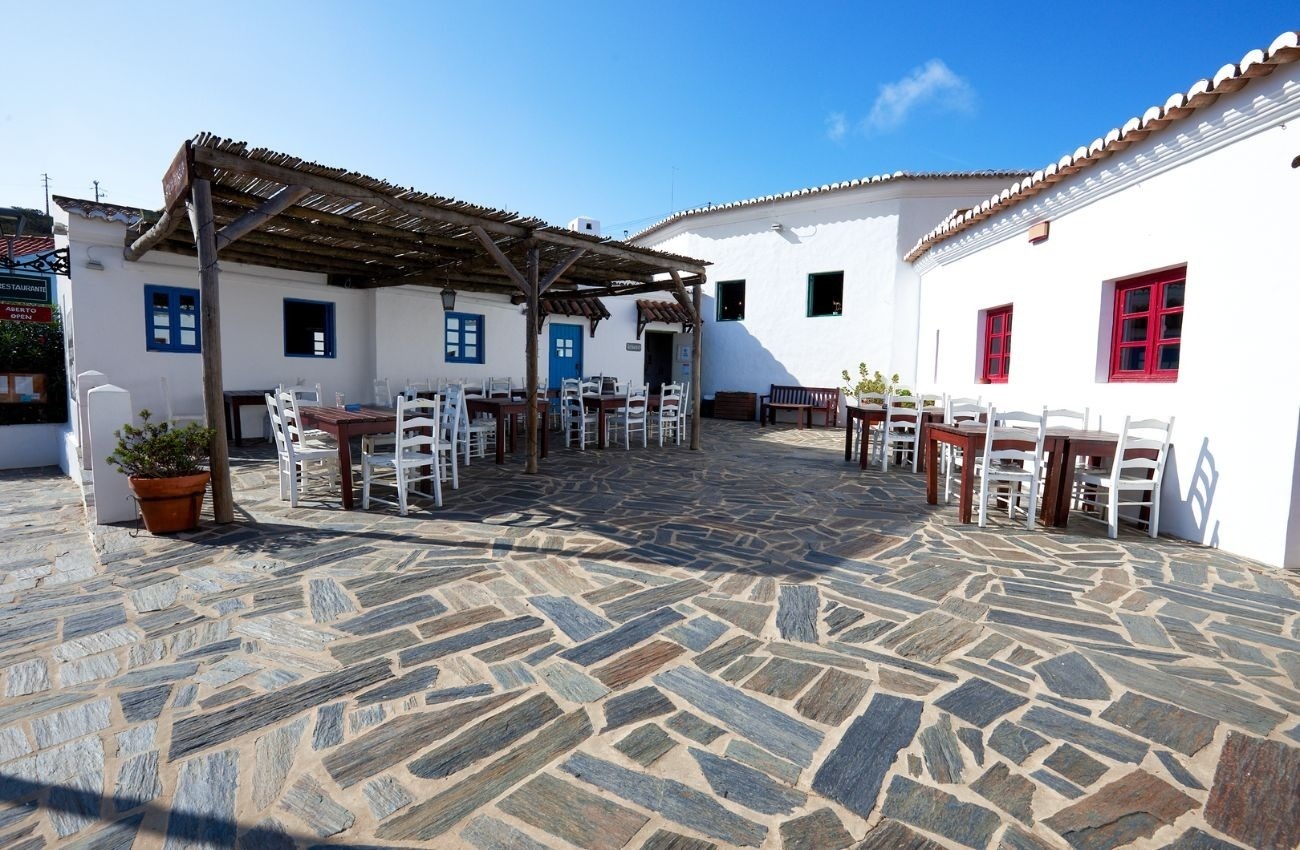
[825,111,848,142]
[863,59,976,133]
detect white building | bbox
[631,173,1025,399]
[907,33,1300,568]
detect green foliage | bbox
[0,305,67,425]
[840,362,908,398]
[107,410,214,479]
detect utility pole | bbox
[92,181,104,202]
[41,174,50,216]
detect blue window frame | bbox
[284,298,335,358]
[144,285,201,353]
[445,312,485,364]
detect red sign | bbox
[0,303,53,323]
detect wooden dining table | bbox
[924,421,1119,526]
[582,393,663,449]
[298,406,398,510]
[843,404,946,471]
[224,388,276,446]
[465,397,549,465]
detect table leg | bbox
[1041,440,1067,527]
[926,437,939,504]
[959,436,975,523]
[495,411,507,465]
[844,416,854,462]
[337,424,356,510]
[598,405,608,449]
[539,411,549,459]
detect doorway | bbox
[643,331,674,392]
[548,324,583,389]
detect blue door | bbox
[548,324,583,389]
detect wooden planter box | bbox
[713,391,756,421]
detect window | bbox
[807,271,843,317]
[144,285,201,353]
[445,312,485,364]
[284,299,335,358]
[982,305,1013,383]
[1110,267,1184,382]
[716,280,745,321]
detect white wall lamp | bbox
[770,222,783,232]
[85,246,106,270]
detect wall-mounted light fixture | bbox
[1028,221,1050,244]
[770,222,783,232]
[85,246,106,270]
[440,287,456,311]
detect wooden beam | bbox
[538,247,587,295]
[525,245,541,474]
[471,226,530,293]
[670,270,704,451]
[124,204,186,261]
[186,179,234,523]
[214,185,312,251]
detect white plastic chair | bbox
[1073,416,1174,539]
[607,383,648,449]
[976,407,1047,529]
[161,376,205,428]
[880,395,920,472]
[657,383,684,446]
[271,391,339,507]
[361,396,443,515]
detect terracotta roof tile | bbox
[541,298,610,320]
[637,299,692,325]
[2,236,55,257]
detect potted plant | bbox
[107,409,215,533]
[840,363,907,400]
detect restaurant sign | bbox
[0,273,53,305]
[0,303,54,323]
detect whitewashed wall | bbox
[637,179,1015,400]
[914,68,1300,568]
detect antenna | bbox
[41,173,51,216]
[92,180,105,202]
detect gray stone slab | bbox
[280,775,354,838]
[355,665,440,706]
[988,610,1128,643]
[988,721,1047,765]
[812,693,922,818]
[603,685,675,731]
[655,666,823,767]
[4,660,49,697]
[530,595,612,641]
[693,636,762,673]
[971,761,1034,824]
[408,692,562,779]
[329,629,420,665]
[1155,750,1206,790]
[880,775,1001,849]
[308,578,355,623]
[1021,705,1150,763]
[665,616,728,652]
[957,726,985,766]
[778,808,853,850]
[724,738,802,785]
[638,829,719,850]
[113,750,161,812]
[919,713,964,784]
[311,703,345,750]
[1161,828,1247,849]
[50,768,103,838]
[1032,767,1085,799]
[61,811,145,850]
[794,667,871,726]
[425,684,495,705]
[461,814,550,850]
[830,642,959,682]
[777,584,819,642]
[694,597,772,635]
[601,578,710,623]
[490,661,535,689]
[252,717,309,809]
[854,818,948,850]
[560,607,685,667]
[499,772,650,850]
[377,709,592,842]
[560,752,766,847]
[131,581,181,614]
[666,711,724,744]
[826,578,935,614]
[120,685,172,722]
[689,747,806,815]
[335,594,447,636]
[169,658,392,760]
[615,723,676,766]
[109,662,198,689]
[352,564,488,608]
[32,697,111,748]
[53,626,140,661]
[1099,691,1218,756]
[1117,613,1175,648]
[349,704,386,732]
[363,775,413,820]
[1033,651,1110,700]
[1044,743,1109,787]
[933,677,1028,728]
[116,722,156,757]
[400,616,545,667]
[536,662,609,703]
[163,748,238,850]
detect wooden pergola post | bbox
[524,244,541,474]
[669,270,705,450]
[186,178,234,523]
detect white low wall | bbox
[0,424,63,470]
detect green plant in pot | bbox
[107,409,215,533]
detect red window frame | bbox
[982,305,1012,383]
[1109,267,1184,382]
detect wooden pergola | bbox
[122,134,710,523]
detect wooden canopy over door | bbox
[121,134,710,523]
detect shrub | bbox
[840,363,908,398]
[106,409,214,479]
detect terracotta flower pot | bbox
[128,472,210,534]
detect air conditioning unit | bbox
[567,217,600,237]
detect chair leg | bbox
[397,464,409,517]
[1106,486,1119,539]
[1026,479,1039,531]
[978,474,989,528]
[362,462,371,509]
[1149,491,1160,539]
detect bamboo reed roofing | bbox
[123,134,709,299]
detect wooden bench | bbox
[759,385,839,428]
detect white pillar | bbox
[76,370,108,471]
[87,384,136,524]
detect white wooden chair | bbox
[880,395,920,472]
[657,383,684,446]
[976,407,1047,529]
[161,376,205,428]
[564,391,599,449]
[373,379,393,408]
[361,396,443,515]
[853,391,886,463]
[943,396,985,504]
[1073,416,1174,539]
[487,377,513,398]
[607,383,648,449]
[270,391,338,507]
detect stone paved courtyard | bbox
[1,419,1298,850]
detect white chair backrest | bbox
[660,383,683,413]
[985,407,1047,465]
[488,377,512,398]
[1044,407,1090,430]
[277,389,315,458]
[265,392,288,456]
[946,396,984,425]
[395,396,440,456]
[918,393,945,409]
[580,379,600,396]
[1110,416,1175,480]
[373,379,393,408]
[282,383,322,406]
[406,378,431,393]
[885,395,919,429]
[681,381,692,417]
[561,378,581,397]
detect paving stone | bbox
[500,772,650,850]
[560,751,766,847]
[693,635,762,673]
[418,605,507,638]
[1155,749,1206,790]
[812,693,922,817]
[656,666,823,767]
[32,697,111,748]
[239,817,294,850]
[690,746,806,814]
[171,684,197,708]
[956,727,982,769]
[62,811,145,850]
[602,685,675,731]
[1033,651,1111,700]
[853,818,948,850]
[778,807,852,850]
[252,717,309,809]
[824,605,865,635]
[116,722,156,756]
[601,578,710,623]
[880,775,1002,849]
[591,640,684,690]
[163,748,238,850]
[1045,769,1199,850]
[694,597,772,635]
[170,658,392,760]
[4,660,49,697]
[666,711,725,744]
[311,702,345,750]
[1044,743,1109,787]
[933,677,1029,728]
[280,775,354,838]
[971,761,1035,824]
[490,660,535,688]
[409,692,562,779]
[425,684,495,705]
[1021,705,1149,763]
[721,738,801,785]
[919,713,964,783]
[638,830,718,850]
[776,584,819,642]
[1002,824,1066,850]
[50,767,102,838]
[461,814,550,850]
[200,685,255,709]
[794,667,870,726]
[329,629,420,664]
[130,580,181,613]
[350,704,388,732]
[113,750,161,812]
[109,662,198,689]
[355,665,440,706]
[1204,731,1300,850]
[720,654,764,683]
[537,661,610,702]
[665,615,728,652]
[988,721,1048,765]
[1098,691,1218,756]
[326,690,519,786]
[1032,767,1086,799]
[58,652,120,686]
[308,578,355,623]
[616,722,676,766]
[530,594,612,640]
[192,657,259,688]
[353,565,488,607]
[377,709,592,842]
[742,657,820,700]
[335,594,447,636]
[1160,828,1247,849]
[363,776,413,820]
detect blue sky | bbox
[2,2,1294,237]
